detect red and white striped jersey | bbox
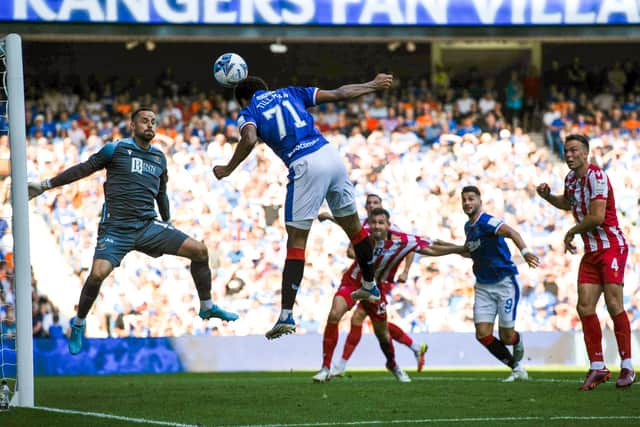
[343,231,432,285]
[564,164,627,253]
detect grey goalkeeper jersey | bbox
[50,138,169,222]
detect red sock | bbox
[341,324,362,360]
[581,314,604,363]
[612,311,632,360]
[322,322,339,369]
[388,322,413,348]
[509,331,520,346]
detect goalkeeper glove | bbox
[27,179,51,200]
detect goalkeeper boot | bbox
[68,323,85,355]
[199,304,239,322]
[265,312,296,340]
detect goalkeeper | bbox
[29,108,238,355]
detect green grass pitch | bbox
[1,370,639,426]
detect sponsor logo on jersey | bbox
[287,138,319,158]
[131,157,157,175]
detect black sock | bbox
[77,277,103,319]
[352,238,374,283]
[479,335,515,368]
[190,261,212,301]
[281,258,305,310]
[378,336,397,370]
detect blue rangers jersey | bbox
[464,212,519,284]
[237,87,328,167]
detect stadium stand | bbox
[21,62,640,338]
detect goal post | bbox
[1,33,34,408]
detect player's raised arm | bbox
[213,124,259,180]
[28,143,116,200]
[495,223,540,268]
[315,73,393,104]
[536,183,571,211]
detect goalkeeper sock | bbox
[190,261,212,301]
[77,277,102,319]
[200,299,214,311]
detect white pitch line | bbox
[227,416,640,427]
[29,406,640,427]
[331,375,580,384]
[33,406,199,427]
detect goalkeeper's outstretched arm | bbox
[28,143,115,199]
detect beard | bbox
[137,129,155,142]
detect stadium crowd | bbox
[3,60,640,339]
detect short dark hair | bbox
[461,185,481,196]
[565,133,590,151]
[369,207,390,220]
[131,107,154,122]
[234,76,268,104]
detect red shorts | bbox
[578,246,628,285]
[335,279,388,322]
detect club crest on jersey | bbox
[466,239,481,252]
[131,157,157,175]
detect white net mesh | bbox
[0,37,17,399]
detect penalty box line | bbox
[33,406,199,427]
[30,406,640,427]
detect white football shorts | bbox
[473,275,520,328]
[284,143,357,230]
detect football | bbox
[213,53,248,88]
